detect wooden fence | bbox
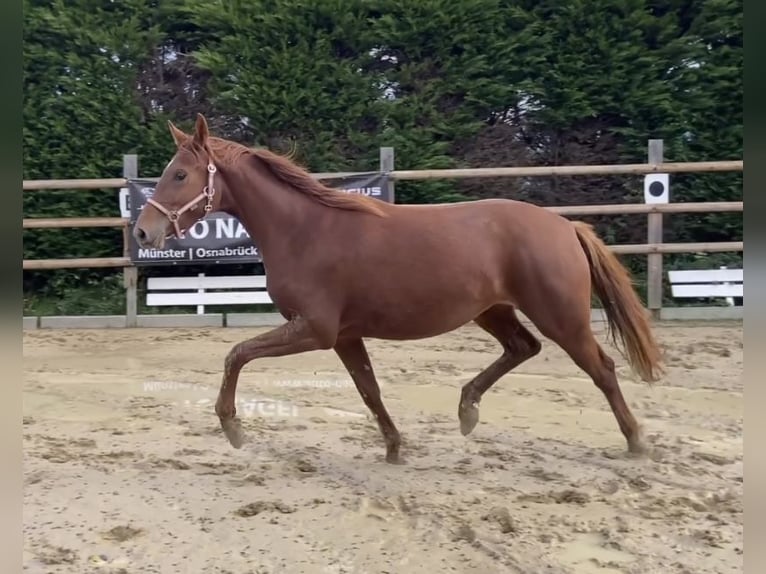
[23,142,743,324]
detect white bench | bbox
[146,273,273,315]
[668,266,743,306]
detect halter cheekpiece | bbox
[145,162,217,239]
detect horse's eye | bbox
[174,170,186,181]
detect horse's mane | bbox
[199,137,388,217]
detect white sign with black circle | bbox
[644,173,669,204]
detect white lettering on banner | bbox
[188,220,209,239]
[131,187,157,213]
[216,218,234,239]
[194,246,259,259]
[340,186,382,196]
[215,218,251,240]
[138,248,187,259]
[234,221,249,238]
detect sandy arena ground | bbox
[22,320,742,574]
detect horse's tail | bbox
[573,221,664,383]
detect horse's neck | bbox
[220,161,325,259]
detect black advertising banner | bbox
[319,171,393,203]
[125,172,392,266]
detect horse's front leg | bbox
[334,338,402,464]
[215,316,333,448]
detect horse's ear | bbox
[167,121,188,147]
[193,113,209,147]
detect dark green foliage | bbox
[183,0,386,170]
[23,0,173,304]
[362,0,545,203]
[23,0,742,313]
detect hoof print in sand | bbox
[452,523,477,543]
[292,457,318,473]
[481,507,518,535]
[102,525,144,542]
[517,489,591,506]
[235,500,296,517]
[36,545,77,565]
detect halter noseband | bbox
[145,162,217,239]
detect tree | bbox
[365,0,546,203]
[183,0,386,171]
[23,0,741,311]
[23,0,172,306]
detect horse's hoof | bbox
[459,400,480,436]
[627,427,651,458]
[627,439,650,458]
[220,417,245,449]
[385,452,406,465]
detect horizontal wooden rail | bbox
[21,201,742,231]
[23,257,131,270]
[611,242,742,255]
[21,173,369,190]
[135,172,370,184]
[23,178,128,190]
[22,160,743,191]
[23,241,742,270]
[313,171,370,179]
[547,201,742,216]
[390,160,743,180]
[23,217,128,229]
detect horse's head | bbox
[133,114,225,249]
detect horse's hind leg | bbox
[459,304,541,436]
[334,338,402,464]
[526,308,647,454]
[554,327,647,454]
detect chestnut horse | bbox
[134,114,664,464]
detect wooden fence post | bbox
[646,140,664,319]
[122,154,138,327]
[379,147,395,203]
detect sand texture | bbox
[23,320,742,573]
